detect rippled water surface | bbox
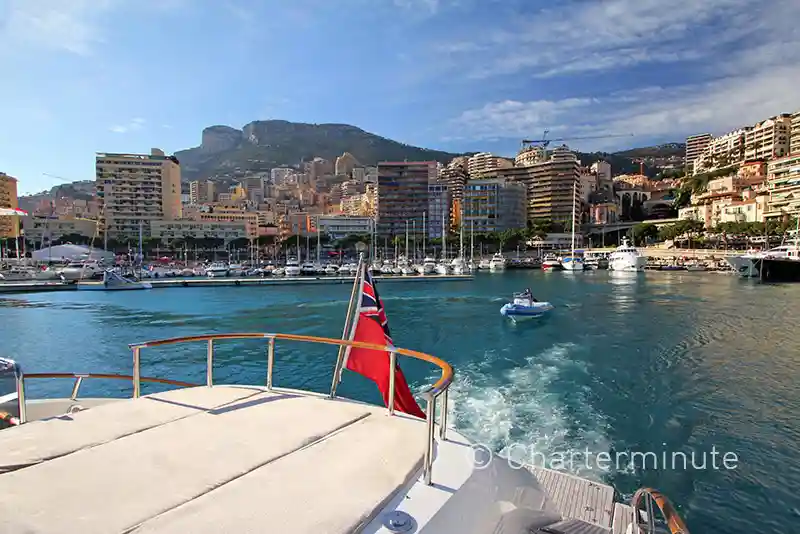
[2,271,799,533]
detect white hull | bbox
[609,259,647,272]
[77,281,152,291]
[727,255,759,277]
[284,267,301,277]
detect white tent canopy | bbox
[30,245,114,263]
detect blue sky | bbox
[2,0,799,194]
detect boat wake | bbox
[438,342,612,480]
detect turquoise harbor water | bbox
[2,272,800,533]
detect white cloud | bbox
[110,118,146,134]
[439,0,800,79]
[451,63,800,146]
[0,0,117,56]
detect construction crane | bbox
[520,131,635,159]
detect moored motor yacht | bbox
[419,257,436,275]
[477,257,491,270]
[608,238,648,272]
[205,262,230,278]
[541,254,562,271]
[488,252,506,271]
[727,244,800,277]
[284,257,301,277]
[300,262,318,276]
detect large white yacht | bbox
[608,238,648,272]
[0,329,687,534]
[488,252,506,271]
[727,244,800,277]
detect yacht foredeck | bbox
[0,386,427,534]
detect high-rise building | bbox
[376,162,433,238]
[790,110,800,155]
[427,184,451,239]
[685,134,713,172]
[334,152,359,176]
[271,167,293,185]
[744,114,791,161]
[505,146,580,228]
[95,148,181,240]
[467,152,513,178]
[438,157,468,201]
[0,172,20,239]
[189,180,216,204]
[462,178,527,234]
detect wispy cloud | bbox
[110,118,146,134]
[1,0,117,56]
[438,0,800,79]
[451,63,800,147]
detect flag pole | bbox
[329,252,365,398]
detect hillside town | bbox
[1,108,799,259]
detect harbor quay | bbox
[0,273,474,294]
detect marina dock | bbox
[0,274,474,294]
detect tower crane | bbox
[520,131,635,159]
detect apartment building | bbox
[21,217,98,244]
[764,153,800,220]
[462,178,527,234]
[744,114,791,161]
[427,184,451,239]
[685,133,712,173]
[466,152,512,178]
[791,110,800,155]
[0,172,20,239]
[95,149,181,240]
[376,162,433,238]
[694,128,751,173]
[150,220,248,245]
[189,180,216,204]
[196,205,259,239]
[438,158,468,201]
[317,215,373,239]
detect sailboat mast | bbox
[570,181,577,255]
[442,212,446,259]
[405,220,409,260]
[422,211,426,257]
[470,220,474,262]
[316,216,321,264]
[459,205,464,259]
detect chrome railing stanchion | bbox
[267,337,275,390]
[132,346,141,398]
[206,339,214,387]
[387,350,397,415]
[438,387,448,440]
[15,364,27,424]
[423,394,435,485]
[70,376,85,400]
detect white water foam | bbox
[437,342,612,480]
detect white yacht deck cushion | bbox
[0,388,375,534]
[0,386,261,472]
[131,412,427,534]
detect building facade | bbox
[765,153,800,220]
[744,114,791,161]
[376,162,432,238]
[21,217,98,244]
[317,215,373,239]
[462,178,527,234]
[685,133,712,173]
[427,184,451,239]
[467,152,513,178]
[189,180,216,204]
[791,110,800,155]
[96,149,181,240]
[150,220,248,245]
[0,172,20,239]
